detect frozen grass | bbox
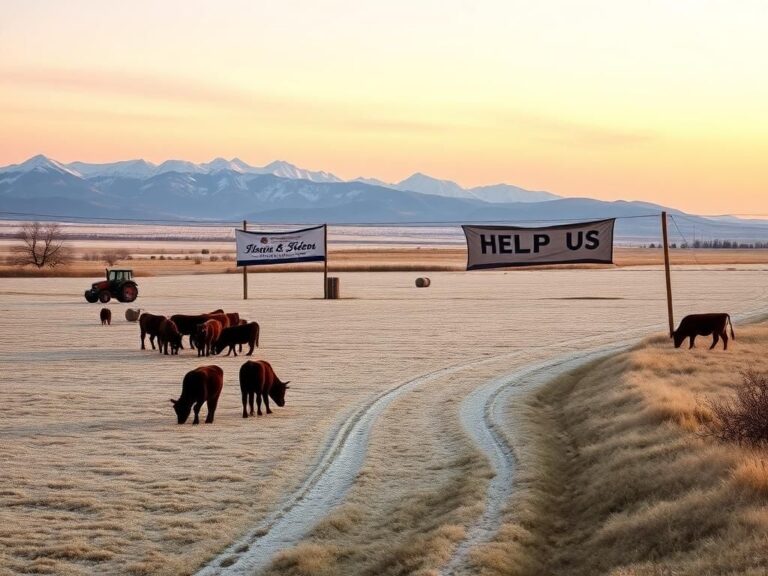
[1,270,767,574]
[477,323,768,575]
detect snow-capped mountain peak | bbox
[0,154,82,177]
[396,172,473,199]
[259,160,342,183]
[156,159,207,175]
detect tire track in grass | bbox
[440,343,633,575]
[194,356,516,576]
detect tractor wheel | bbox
[98,290,111,303]
[85,291,98,303]
[120,284,138,303]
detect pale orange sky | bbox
[1,1,767,214]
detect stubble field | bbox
[1,267,767,575]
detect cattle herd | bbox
[138,308,260,357]
[100,307,286,425]
[96,305,735,425]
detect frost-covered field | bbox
[1,268,767,575]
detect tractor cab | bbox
[107,269,133,283]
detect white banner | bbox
[236,225,326,266]
[463,219,615,270]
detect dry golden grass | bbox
[477,322,768,576]
[2,244,768,277]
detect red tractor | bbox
[84,269,139,303]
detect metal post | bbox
[661,211,674,336]
[323,224,328,299]
[242,219,248,300]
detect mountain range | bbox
[1,154,767,241]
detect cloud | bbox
[0,66,450,134]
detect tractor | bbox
[84,269,139,303]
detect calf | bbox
[139,312,166,350]
[157,318,182,355]
[100,307,111,325]
[239,360,290,417]
[170,365,224,424]
[214,322,260,357]
[195,319,223,357]
[673,313,735,350]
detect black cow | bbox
[673,313,735,350]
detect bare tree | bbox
[101,248,130,266]
[12,222,71,268]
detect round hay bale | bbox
[415,277,431,288]
[125,308,142,322]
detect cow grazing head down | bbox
[169,398,192,424]
[672,330,685,348]
[270,380,290,407]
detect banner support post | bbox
[242,220,248,300]
[661,211,674,337]
[323,224,328,299]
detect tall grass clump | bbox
[703,370,768,446]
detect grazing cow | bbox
[170,365,224,424]
[214,322,260,357]
[673,313,735,350]
[195,319,223,357]
[100,308,111,325]
[157,318,182,355]
[171,312,230,349]
[139,312,167,350]
[239,360,290,417]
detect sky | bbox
[1,0,767,215]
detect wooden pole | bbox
[323,224,328,299]
[661,211,674,337]
[242,219,248,300]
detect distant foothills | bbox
[1,154,767,240]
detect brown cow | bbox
[673,313,735,350]
[214,322,260,357]
[100,308,111,325]
[170,365,223,424]
[196,319,223,357]
[139,312,166,350]
[239,360,290,417]
[157,318,182,355]
[171,312,229,349]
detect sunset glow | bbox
[1,0,767,214]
